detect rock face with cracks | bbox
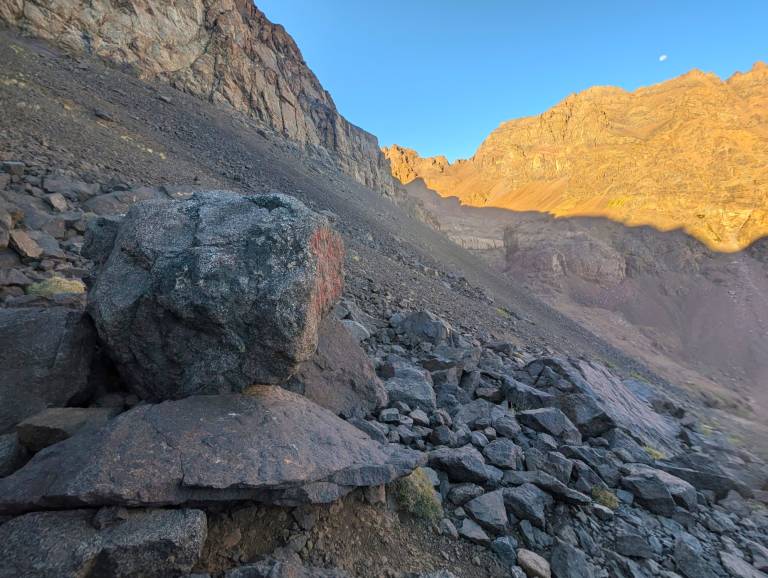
[0,387,424,514]
[86,191,344,400]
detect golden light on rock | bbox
[384,62,768,252]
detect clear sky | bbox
[258,0,768,161]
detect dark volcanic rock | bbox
[428,445,501,484]
[286,316,387,418]
[0,388,423,514]
[0,307,95,432]
[620,464,697,516]
[87,191,344,400]
[0,507,207,578]
[0,433,26,477]
[225,556,351,578]
[553,393,616,438]
[517,408,582,444]
[502,482,553,528]
[391,310,455,345]
[465,489,508,533]
[384,366,436,412]
[15,407,119,452]
[550,539,594,578]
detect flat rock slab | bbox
[0,388,423,514]
[0,507,206,578]
[16,407,119,452]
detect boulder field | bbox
[0,166,767,577]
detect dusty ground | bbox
[202,493,506,577]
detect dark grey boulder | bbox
[458,518,491,545]
[465,489,508,533]
[657,452,753,499]
[490,535,519,567]
[428,445,501,484]
[502,482,553,527]
[0,388,423,514]
[0,433,26,477]
[82,186,167,215]
[483,438,524,469]
[503,470,590,506]
[391,310,455,345]
[674,533,719,578]
[614,533,654,559]
[86,191,344,400]
[16,407,119,452]
[503,378,555,410]
[518,408,582,445]
[493,413,522,438]
[447,483,485,505]
[0,507,206,578]
[620,463,697,515]
[286,316,387,418]
[0,307,95,433]
[550,539,594,578]
[385,366,436,412]
[553,393,616,438]
[539,451,573,484]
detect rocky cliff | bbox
[384,63,768,252]
[0,0,401,197]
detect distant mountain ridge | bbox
[0,0,400,197]
[384,63,768,252]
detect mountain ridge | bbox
[384,62,768,252]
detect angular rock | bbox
[83,186,167,215]
[493,413,522,438]
[0,433,26,477]
[483,438,524,469]
[621,464,697,516]
[465,489,508,533]
[553,393,616,438]
[225,556,350,578]
[674,533,719,578]
[0,307,95,432]
[504,378,555,410]
[614,533,653,559]
[392,310,455,345]
[428,445,501,484]
[16,407,118,452]
[503,482,553,527]
[518,408,582,444]
[718,551,766,578]
[87,191,344,400]
[447,483,485,505]
[0,507,207,578]
[503,471,590,506]
[286,316,386,418]
[8,229,42,259]
[517,548,552,578]
[550,540,594,578]
[0,388,423,514]
[458,518,490,545]
[491,535,519,567]
[385,367,436,412]
[540,452,573,484]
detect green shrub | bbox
[26,276,85,297]
[390,468,443,522]
[642,445,666,461]
[592,486,619,510]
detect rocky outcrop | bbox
[385,63,768,252]
[86,191,344,400]
[0,0,401,198]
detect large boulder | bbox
[0,387,423,514]
[86,191,344,400]
[286,316,387,418]
[0,307,95,432]
[620,463,697,516]
[0,507,207,578]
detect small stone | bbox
[615,533,653,559]
[409,409,430,427]
[458,518,490,545]
[491,536,519,567]
[439,518,458,539]
[465,490,507,533]
[379,408,400,423]
[46,193,68,212]
[591,504,614,521]
[517,548,551,578]
[1,161,25,176]
[9,230,43,259]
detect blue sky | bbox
[258,0,768,161]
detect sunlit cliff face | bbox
[384,62,768,253]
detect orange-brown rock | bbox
[384,63,768,252]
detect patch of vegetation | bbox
[592,486,619,510]
[390,468,443,523]
[26,276,85,297]
[642,445,666,461]
[495,307,511,319]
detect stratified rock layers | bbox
[384,63,768,252]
